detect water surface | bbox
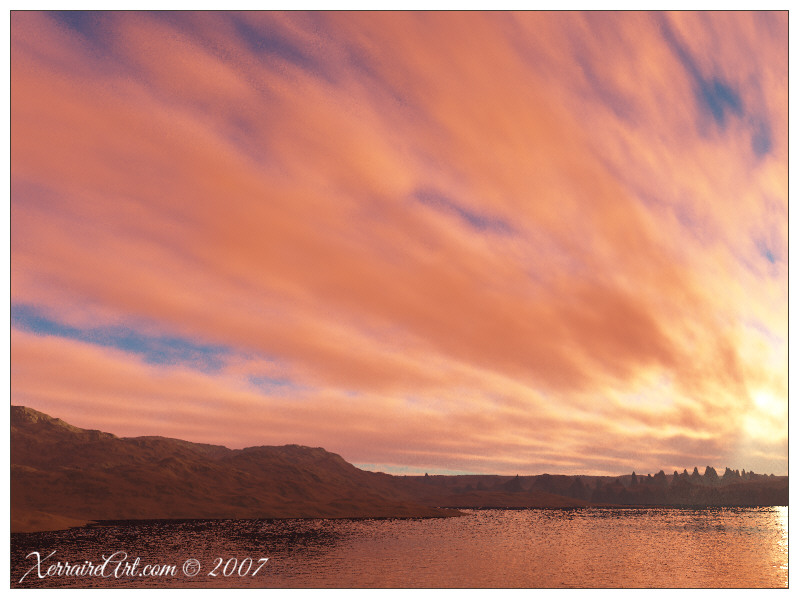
[11,507,788,588]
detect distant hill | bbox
[407,468,788,508]
[10,406,461,532]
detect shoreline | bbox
[12,503,789,535]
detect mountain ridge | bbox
[13,406,783,534]
[11,405,470,531]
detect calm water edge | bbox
[11,507,788,588]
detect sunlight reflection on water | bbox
[11,507,788,588]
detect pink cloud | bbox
[10,11,787,475]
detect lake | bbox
[11,507,788,588]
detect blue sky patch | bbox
[755,239,777,264]
[697,77,743,127]
[659,17,748,131]
[11,303,230,371]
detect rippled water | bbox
[11,507,788,588]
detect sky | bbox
[9,11,788,476]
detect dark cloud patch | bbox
[45,12,170,83]
[570,13,639,124]
[248,375,304,395]
[232,14,330,82]
[345,45,412,110]
[673,202,711,245]
[750,118,773,157]
[51,10,104,38]
[574,53,637,123]
[413,188,513,234]
[657,16,704,84]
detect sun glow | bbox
[743,390,787,441]
[753,390,771,410]
[753,390,786,417]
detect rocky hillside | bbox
[10,406,460,532]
